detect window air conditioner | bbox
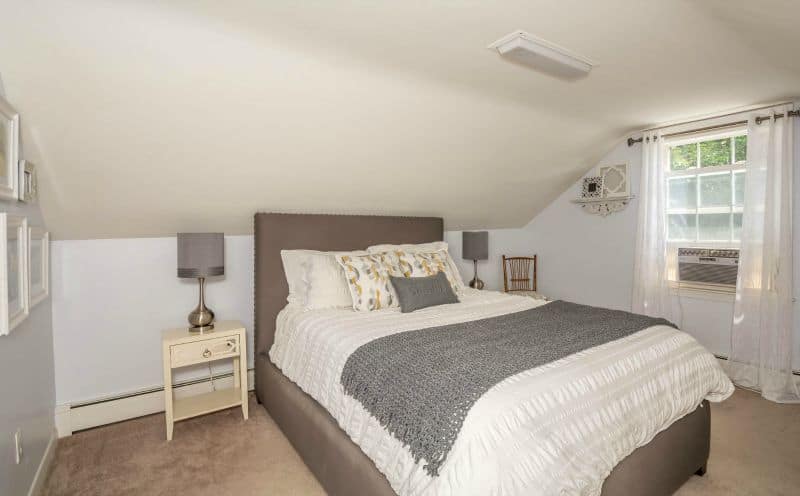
[677,248,739,287]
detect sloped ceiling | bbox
[0,0,798,240]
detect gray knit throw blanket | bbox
[340,300,675,476]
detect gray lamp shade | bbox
[462,231,488,261]
[177,233,225,278]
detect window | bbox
[666,131,746,244]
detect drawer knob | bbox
[202,349,211,358]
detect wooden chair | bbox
[502,255,542,298]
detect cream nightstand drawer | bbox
[162,321,248,440]
[170,335,239,367]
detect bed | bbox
[253,213,733,496]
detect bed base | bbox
[256,353,710,496]
[253,212,710,495]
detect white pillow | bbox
[367,241,449,254]
[304,252,354,310]
[280,250,313,305]
[366,241,465,292]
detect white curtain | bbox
[632,131,679,324]
[728,104,800,403]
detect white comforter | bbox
[269,289,734,496]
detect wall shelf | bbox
[571,195,636,216]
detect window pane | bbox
[734,170,745,206]
[668,176,697,209]
[670,143,696,170]
[734,135,747,162]
[699,138,732,167]
[698,213,731,241]
[668,214,696,240]
[733,213,743,241]
[699,172,731,207]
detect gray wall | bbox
[521,141,741,358]
[0,199,55,496]
[0,81,55,496]
[445,143,644,307]
[446,141,642,307]
[453,135,799,367]
[523,141,642,311]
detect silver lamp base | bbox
[188,277,215,332]
[469,260,485,290]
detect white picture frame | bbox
[1,214,29,335]
[28,227,49,307]
[18,160,38,203]
[598,164,630,198]
[0,96,20,201]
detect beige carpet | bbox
[44,388,799,496]
[675,387,799,496]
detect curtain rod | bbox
[627,109,800,147]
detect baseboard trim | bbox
[54,404,71,438]
[714,354,800,376]
[27,428,57,496]
[56,369,255,438]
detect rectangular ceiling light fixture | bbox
[488,30,593,78]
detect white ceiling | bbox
[0,0,798,240]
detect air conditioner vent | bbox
[678,248,739,287]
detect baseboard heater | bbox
[714,355,800,377]
[57,368,255,437]
[70,367,254,408]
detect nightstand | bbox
[161,320,248,440]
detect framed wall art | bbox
[598,163,629,198]
[18,160,38,203]
[28,227,49,307]
[0,96,20,201]
[581,176,604,199]
[1,213,29,335]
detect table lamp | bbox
[177,233,224,331]
[462,231,488,289]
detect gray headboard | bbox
[253,213,443,357]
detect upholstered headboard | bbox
[253,213,443,357]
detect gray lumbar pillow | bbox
[390,272,459,313]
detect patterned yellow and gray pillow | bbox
[389,249,463,295]
[366,242,464,294]
[336,252,401,312]
[337,247,464,312]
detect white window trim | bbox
[663,127,747,247]
[662,128,746,294]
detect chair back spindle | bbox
[502,255,537,293]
